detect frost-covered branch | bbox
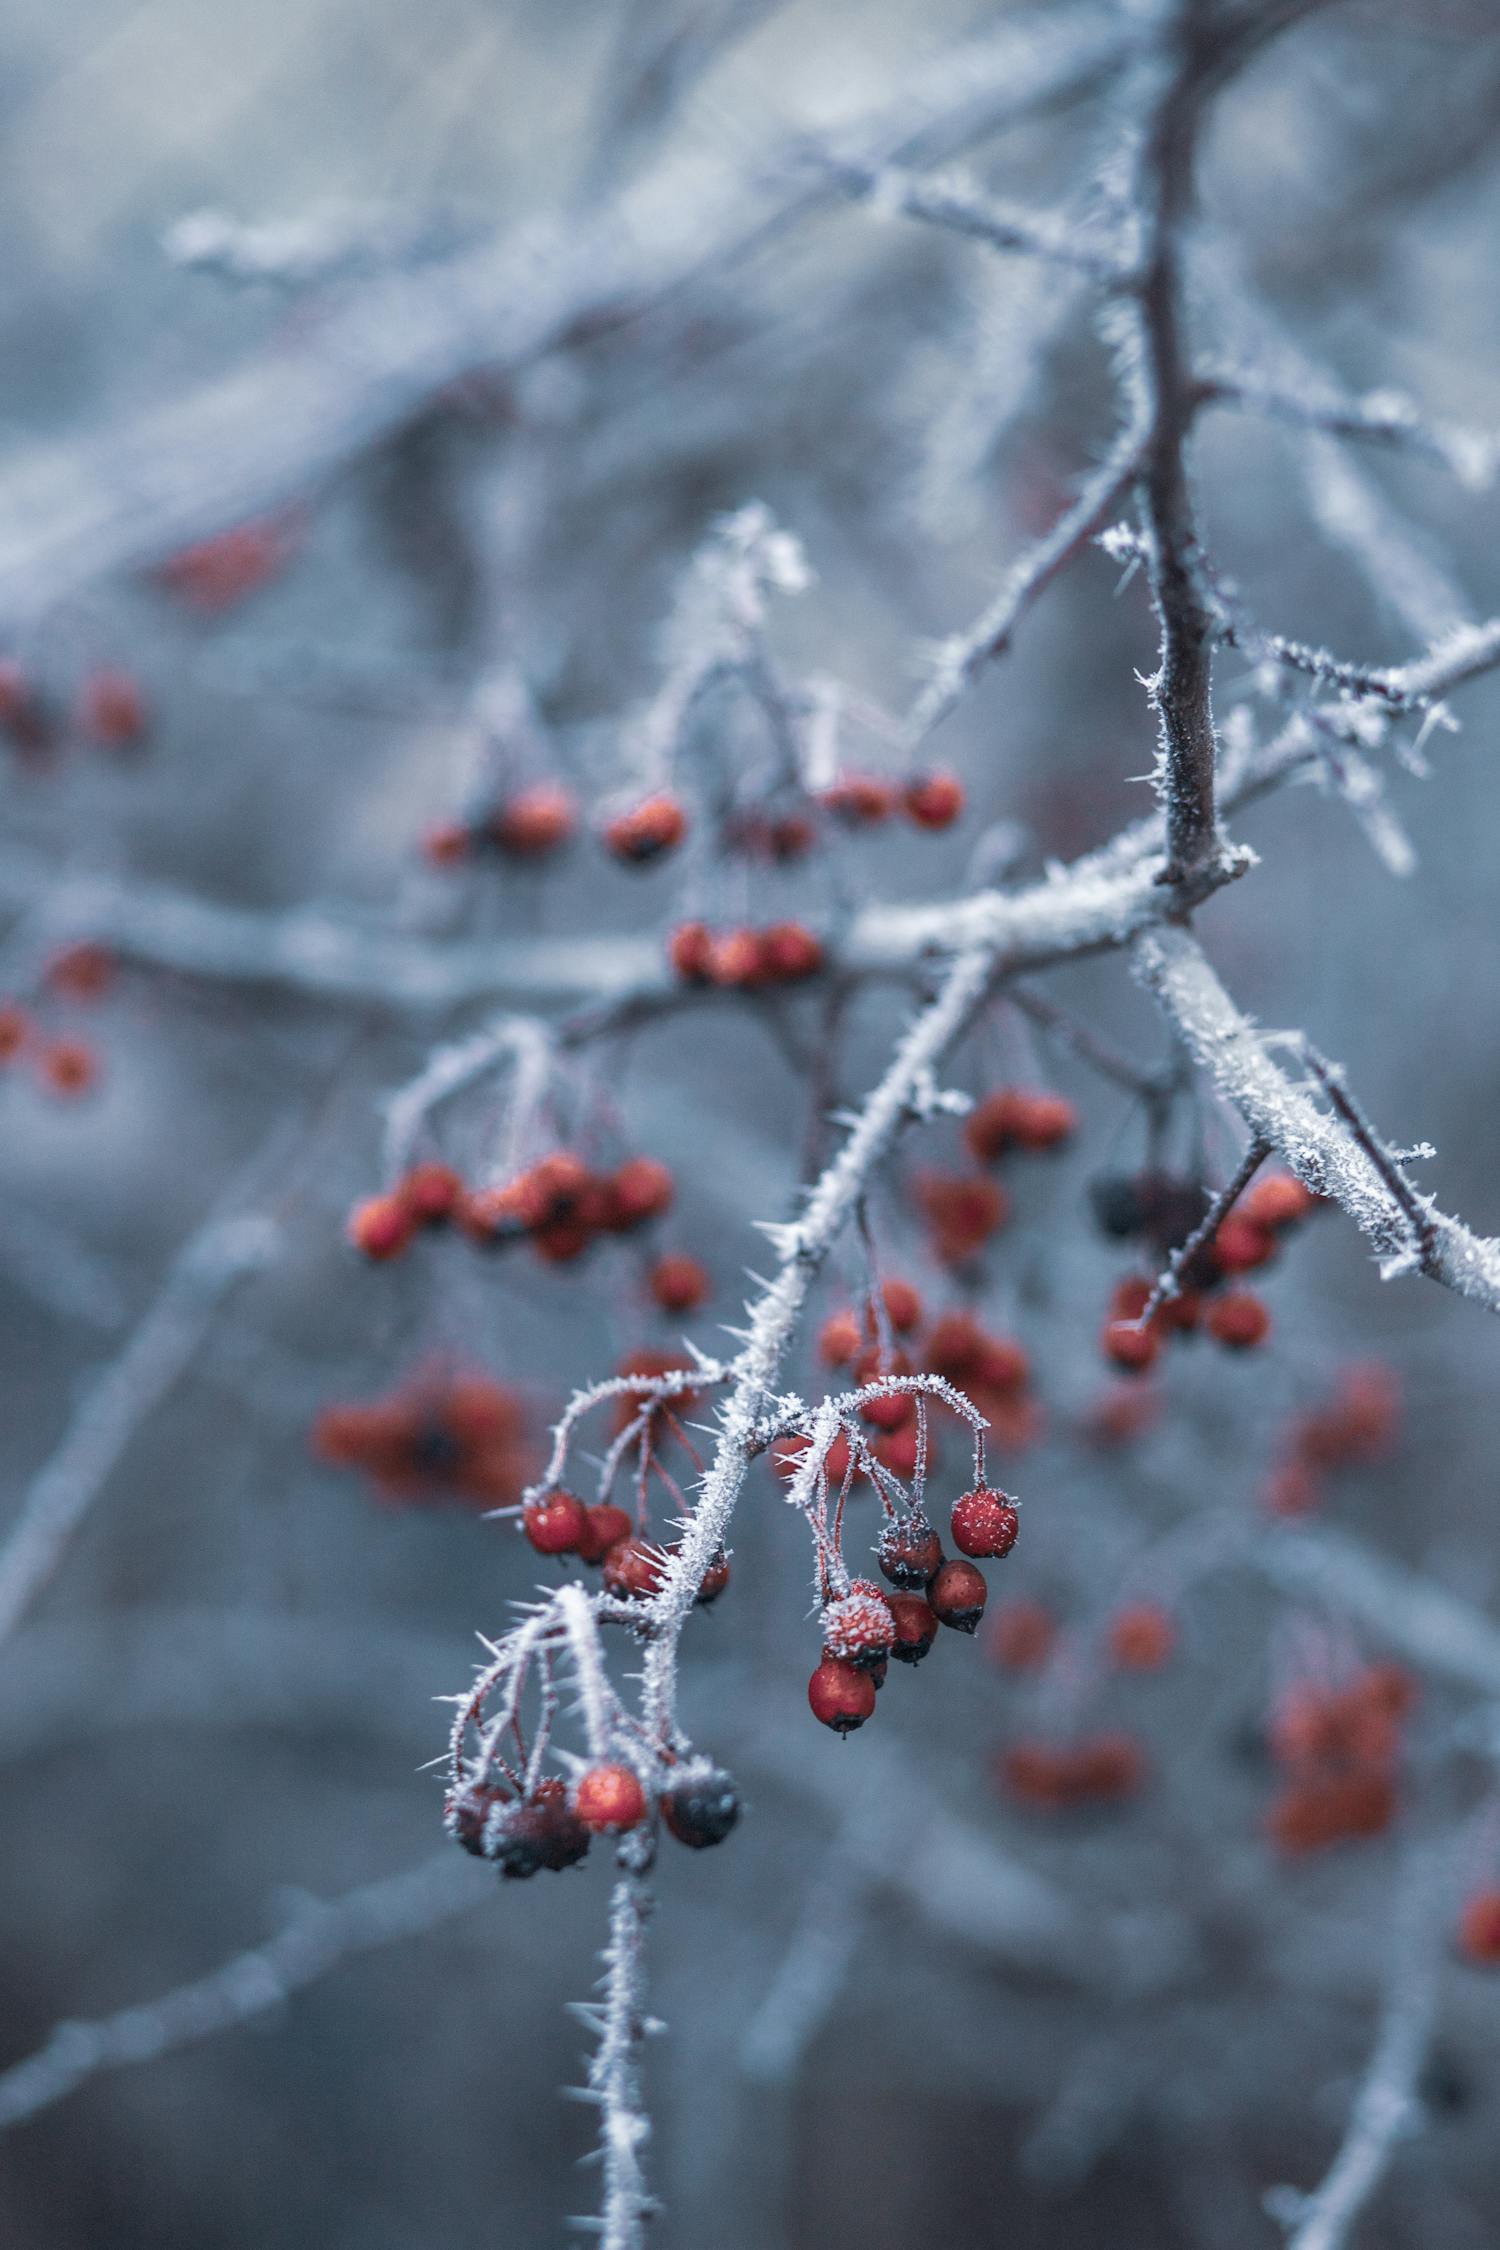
[1132,924,1500,1314]
[573,1872,657,2250]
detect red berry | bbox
[808,1656,877,1732]
[490,782,575,858]
[760,921,823,982]
[158,518,297,613]
[1108,1602,1175,1671]
[1212,1215,1276,1275]
[79,668,147,747]
[675,1545,731,1606]
[0,1002,29,1062]
[1207,1290,1271,1350]
[819,1309,863,1366]
[929,1557,987,1633]
[1011,1090,1078,1152]
[914,1171,1008,1264]
[523,1491,588,1555]
[1262,1459,1322,1518]
[1457,1889,1500,1966]
[973,1333,1030,1395]
[605,1156,675,1230]
[400,1161,463,1225]
[860,1385,913,1433]
[576,1502,634,1564]
[423,820,472,867]
[924,1311,986,1381]
[988,1599,1056,1672]
[38,1039,99,1098]
[574,1762,647,1832]
[964,1090,1022,1165]
[605,793,688,864]
[446,1779,512,1855]
[1241,1172,1318,1231]
[821,1582,895,1669]
[886,1593,938,1664]
[44,941,116,1002]
[951,1488,1020,1560]
[902,769,965,829]
[881,1279,923,1334]
[603,1537,667,1601]
[1102,1318,1159,1375]
[649,1252,710,1314]
[667,921,713,981]
[820,772,894,824]
[661,1764,741,1848]
[348,1195,414,1261]
[705,927,765,987]
[877,1514,943,1589]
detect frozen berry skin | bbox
[877,1515,943,1589]
[821,1583,895,1669]
[490,1784,591,1878]
[523,1492,589,1556]
[929,1558,988,1634]
[576,1502,634,1564]
[886,1594,938,1665]
[808,1656,877,1733]
[445,1780,511,1856]
[603,1537,668,1601]
[661,1764,742,1849]
[950,1489,1020,1561]
[574,1763,648,1833]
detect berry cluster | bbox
[348,1151,675,1267]
[313,1370,534,1509]
[0,939,119,1101]
[1096,1168,1321,1375]
[156,513,302,614]
[999,1732,1145,1811]
[807,1486,1020,1733]
[1264,1661,1414,1855]
[819,768,966,829]
[423,781,577,867]
[666,919,822,987]
[446,1755,741,1880]
[0,660,149,761]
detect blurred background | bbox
[1,0,1500,2243]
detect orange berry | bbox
[347,1195,414,1261]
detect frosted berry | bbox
[523,1491,588,1555]
[603,1537,667,1601]
[951,1488,1020,1560]
[902,769,965,828]
[491,1781,591,1877]
[1207,1290,1271,1350]
[348,1194,414,1261]
[821,1582,895,1669]
[605,793,688,864]
[929,1557,987,1633]
[808,1656,877,1732]
[577,1502,634,1564]
[649,1252,710,1313]
[574,1763,648,1833]
[886,1594,938,1664]
[446,1779,511,1856]
[661,1763,742,1849]
[877,1514,943,1589]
